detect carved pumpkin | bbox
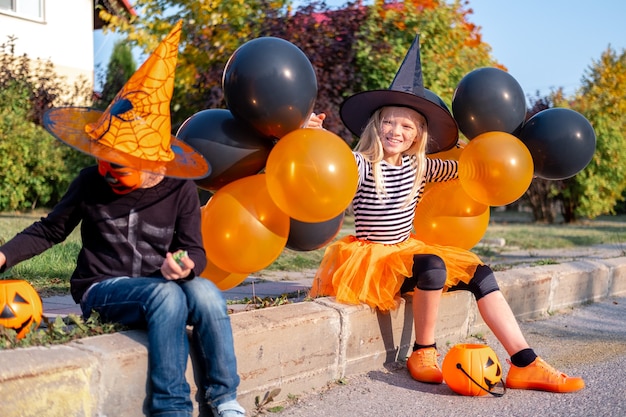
[0,280,43,339]
[442,343,503,396]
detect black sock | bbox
[510,348,538,367]
[413,342,437,352]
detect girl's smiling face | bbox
[379,107,426,165]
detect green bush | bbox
[0,36,93,211]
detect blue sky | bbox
[95,0,626,97]
[467,0,626,97]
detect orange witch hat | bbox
[42,20,210,179]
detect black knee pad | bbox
[401,254,447,292]
[449,265,500,300]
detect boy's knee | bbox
[183,278,227,312]
[151,282,187,312]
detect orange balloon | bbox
[201,174,290,274]
[212,273,250,291]
[416,179,488,219]
[458,131,533,206]
[199,248,249,291]
[413,209,490,250]
[265,128,358,222]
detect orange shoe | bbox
[407,347,443,384]
[505,357,585,393]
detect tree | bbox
[0,37,93,210]
[521,93,562,223]
[561,46,626,221]
[259,1,369,140]
[259,0,501,143]
[522,47,626,223]
[354,0,501,110]
[97,0,502,136]
[97,0,290,125]
[94,40,136,109]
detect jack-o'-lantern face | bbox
[0,280,43,339]
[97,160,146,194]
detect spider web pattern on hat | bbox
[43,20,210,179]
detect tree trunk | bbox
[524,179,558,223]
[557,178,579,223]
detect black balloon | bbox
[286,212,344,252]
[452,67,527,139]
[518,108,596,180]
[222,37,318,140]
[176,109,273,191]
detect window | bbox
[0,0,44,21]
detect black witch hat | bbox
[340,35,458,154]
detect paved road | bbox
[275,296,626,417]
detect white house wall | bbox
[0,0,94,93]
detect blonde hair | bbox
[354,107,429,206]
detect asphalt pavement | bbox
[274,295,626,417]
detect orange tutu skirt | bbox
[309,234,484,311]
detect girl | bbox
[308,39,584,393]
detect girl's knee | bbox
[470,265,500,301]
[411,254,447,291]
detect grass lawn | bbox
[484,212,626,249]
[2,209,626,296]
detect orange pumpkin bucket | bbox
[0,279,43,339]
[442,343,505,397]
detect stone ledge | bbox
[2,257,626,417]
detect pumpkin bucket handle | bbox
[455,362,507,397]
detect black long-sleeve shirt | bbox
[0,166,207,303]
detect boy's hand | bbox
[173,250,188,267]
[162,250,195,280]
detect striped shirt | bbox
[353,153,457,244]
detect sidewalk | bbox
[42,271,316,317]
[41,242,626,317]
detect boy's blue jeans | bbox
[81,276,241,417]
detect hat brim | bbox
[43,107,210,179]
[340,90,459,154]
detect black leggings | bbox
[400,254,499,301]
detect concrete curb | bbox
[2,257,626,416]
